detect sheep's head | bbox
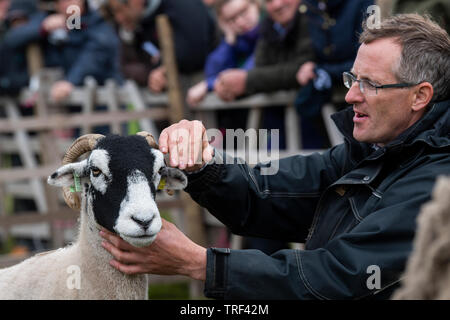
[47,132,187,247]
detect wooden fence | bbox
[0,12,348,298]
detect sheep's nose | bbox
[131,216,153,229]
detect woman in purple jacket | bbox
[187,0,260,106]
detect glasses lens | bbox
[361,81,378,96]
[343,73,352,89]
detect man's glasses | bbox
[343,72,419,96]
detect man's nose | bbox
[271,0,283,9]
[345,82,365,105]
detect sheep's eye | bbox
[158,167,164,175]
[91,167,102,177]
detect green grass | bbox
[148,282,190,300]
[0,236,16,255]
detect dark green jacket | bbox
[185,99,450,299]
[392,0,450,33]
[245,11,314,94]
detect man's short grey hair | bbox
[360,13,450,102]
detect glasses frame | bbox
[343,71,420,95]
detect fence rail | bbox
[0,77,343,291]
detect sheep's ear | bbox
[47,160,89,187]
[159,167,188,190]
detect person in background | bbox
[294,0,373,149]
[214,0,314,150]
[189,0,283,255]
[215,0,313,100]
[392,0,450,33]
[0,0,32,96]
[2,0,122,102]
[101,13,450,300]
[107,0,217,93]
[0,0,10,38]
[186,0,261,107]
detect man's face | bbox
[265,0,300,27]
[57,0,84,16]
[108,0,144,31]
[0,0,10,21]
[345,38,422,147]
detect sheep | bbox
[0,132,187,299]
[393,176,450,300]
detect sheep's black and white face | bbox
[48,135,187,247]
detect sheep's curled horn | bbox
[136,131,175,196]
[136,131,158,148]
[62,133,105,210]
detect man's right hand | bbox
[159,120,214,172]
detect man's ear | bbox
[47,160,89,187]
[412,82,434,112]
[159,167,188,190]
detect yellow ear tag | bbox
[158,177,166,190]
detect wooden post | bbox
[156,14,207,297]
[82,77,97,135]
[156,14,207,246]
[105,80,121,134]
[26,44,44,79]
[285,103,301,151]
[155,15,185,123]
[124,80,160,138]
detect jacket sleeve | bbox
[245,32,314,94]
[65,21,121,85]
[165,0,216,74]
[204,40,236,91]
[2,13,46,50]
[185,144,346,243]
[203,156,449,299]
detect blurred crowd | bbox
[0,0,449,255]
[1,0,449,147]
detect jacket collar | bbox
[331,99,450,162]
[262,10,300,43]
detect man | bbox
[1,0,122,102]
[0,0,31,95]
[215,0,313,101]
[107,0,216,92]
[216,0,313,150]
[101,14,450,299]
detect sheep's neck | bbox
[77,200,146,289]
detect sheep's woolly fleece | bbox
[0,135,187,299]
[393,176,450,300]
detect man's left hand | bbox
[50,80,73,103]
[100,219,207,281]
[215,69,247,101]
[148,66,167,93]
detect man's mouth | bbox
[353,110,369,123]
